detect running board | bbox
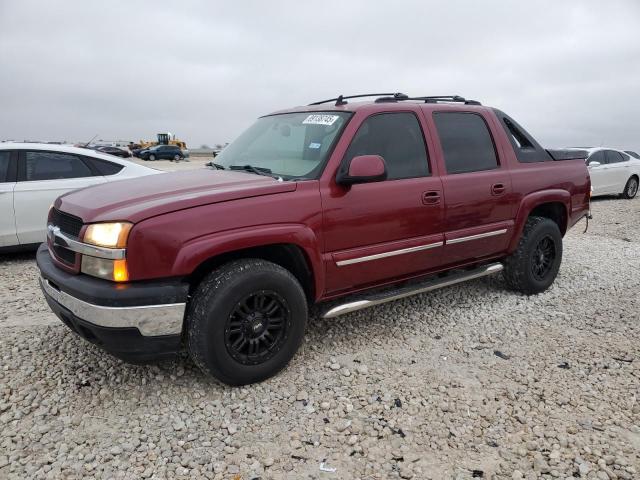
[321,263,504,319]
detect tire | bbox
[149,154,156,161]
[621,176,638,199]
[503,216,563,295]
[174,154,181,162]
[187,259,308,386]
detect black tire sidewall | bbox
[521,221,563,293]
[189,261,307,385]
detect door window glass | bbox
[605,150,624,164]
[0,152,10,182]
[433,112,498,174]
[343,112,429,179]
[25,151,93,181]
[588,151,607,165]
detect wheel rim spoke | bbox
[224,290,290,365]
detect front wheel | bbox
[148,154,156,161]
[174,154,181,162]
[503,216,563,295]
[187,259,308,386]
[622,176,638,199]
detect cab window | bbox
[343,112,430,179]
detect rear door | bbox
[605,150,631,193]
[430,111,515,263]
[321,110,445,293]
[13,150,107,244]
[0,151,18,247]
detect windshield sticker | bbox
[308,142,321,149]
[302,114,340,126]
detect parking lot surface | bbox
[1,188,638,479]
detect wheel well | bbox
[528,202,568,235]
[188,244,315,301]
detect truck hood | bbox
[55,169,297,223]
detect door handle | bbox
[422,191,441,205]
[491,183,506,196]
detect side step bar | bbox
[322,263,504,319]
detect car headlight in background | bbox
[83,222,132,248]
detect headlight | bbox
[84,222,132,248]
[81,256,129,282]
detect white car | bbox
[0,143,161,250]
[573,147,640,199]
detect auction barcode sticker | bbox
[302,114,340,126]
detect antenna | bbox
[83,134,98,148]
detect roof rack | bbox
[309,93,481,106]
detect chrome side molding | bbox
[336,241,443,267]
[446,228,508,245]
[322,263,504,319]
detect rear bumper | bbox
[36,244,188,363]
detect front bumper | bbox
[37,244,188,363]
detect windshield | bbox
[216,111,351,179]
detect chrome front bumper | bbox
[39,276,185,337]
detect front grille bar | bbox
[47,225,125,260]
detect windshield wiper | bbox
[205,161,226,170]
[229,164,276,178]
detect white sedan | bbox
[0,143,160,250]
[576,147,640,199]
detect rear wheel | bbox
[622,176,638,199]
[187,259,308,385]
[503,216,563,295]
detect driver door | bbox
[321,111,445,294]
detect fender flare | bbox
[173,223,325,299]
[508,190,570,252]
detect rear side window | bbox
[433,112,498,174]
[0,152,10,182]
[606,150,625,163]
[24,151,93,181]
[84,157,124,176]
[344,112,429,180]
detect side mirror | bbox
[588,161,601,167]
[336,155,387,186]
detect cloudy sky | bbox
[0,1,639,150]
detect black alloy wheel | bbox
[531,235,556,281]
[224,290,290,365]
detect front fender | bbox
[172,223,325,299]
[508,190,570,252]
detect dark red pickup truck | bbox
[37,94,590,385]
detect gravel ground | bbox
[1,197,638,479]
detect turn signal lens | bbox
[113,259,129,282]
[81,256,129,282]
[84,222,132,248]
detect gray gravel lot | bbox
[1,197,639,479]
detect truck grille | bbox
[51,209,83,238]
[49,209,84,269]
[52,245,77,264]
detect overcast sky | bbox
[0,1,639,149]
